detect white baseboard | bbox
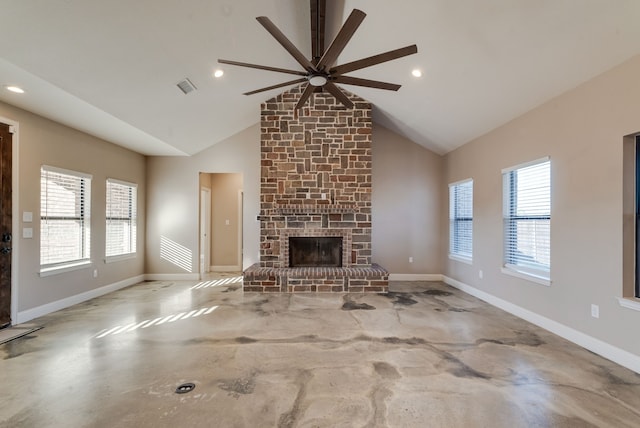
[210,265,242,272]
[144,273,200,281]
[389,273,444,281]
[443,275,640,375]
[17,275,145,324]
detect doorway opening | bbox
[636,136,640,298]
[0,122,13,328]
[198,173,243,278]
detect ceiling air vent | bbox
[176,78,197,95]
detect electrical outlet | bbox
[93,269,98,278]
[479,270,483,279]
[591,304,599,318]
[409,257,413,263]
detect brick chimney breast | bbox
[244,85,388,293]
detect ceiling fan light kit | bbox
[218,0,417,109]
[308,74,328,87]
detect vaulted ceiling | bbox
[1,0,640,156]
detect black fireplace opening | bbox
[289,237,343,267]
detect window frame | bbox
[40,165,92,276]
[105,178,138,262]
[502,157,551,285]
[448,178,473,263]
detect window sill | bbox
[105,253,137,264]
[501,267,551,286]
[448,254,472,265]
[40,260,92,277]
[616,297,640,312]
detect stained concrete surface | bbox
[1,275,640,427]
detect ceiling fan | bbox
[218,0,418,109]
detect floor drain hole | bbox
[175,383,196,394]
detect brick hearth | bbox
[243,85,388,293]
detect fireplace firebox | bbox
[289,237,343,268]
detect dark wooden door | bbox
[0,123,12,328]
[636,136,640,298]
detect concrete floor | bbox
[2,275,640,428]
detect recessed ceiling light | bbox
[5,85,25,94]
[411,69,422,78]
[213,69,224,78]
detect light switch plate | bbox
[23,211,33,222]
[23,227,33,239]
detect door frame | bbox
[1,116,19,326]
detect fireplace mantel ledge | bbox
[276,205,356,215]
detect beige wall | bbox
[372,124,444,273]
[146,125,260,275]
[443,54,640,358]
[146,122,443,276]
[0,101,146,314]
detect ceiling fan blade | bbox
[333,76,401,91]
[316,9,366,71]
[323,82,354,108]
[295,84,316,109]
[243,78,307,96]
[256,16,316,72]
[310,0,326,64]
[331,44,418,75]
[218,59,307,76]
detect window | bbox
[40,166,91,271]
[503,158,551,282]
[449,179,473,262]
[619,134,640,310]
[106,179,137,258]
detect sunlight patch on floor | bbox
[191,276,243,289]
[93,306,218,339]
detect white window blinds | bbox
[106,179,137,257]
[40,166,92,267]
[503,158,551,278]
[449,179,473,260]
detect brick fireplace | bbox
[243,86,389,293]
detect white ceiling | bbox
[1,0,639,156]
